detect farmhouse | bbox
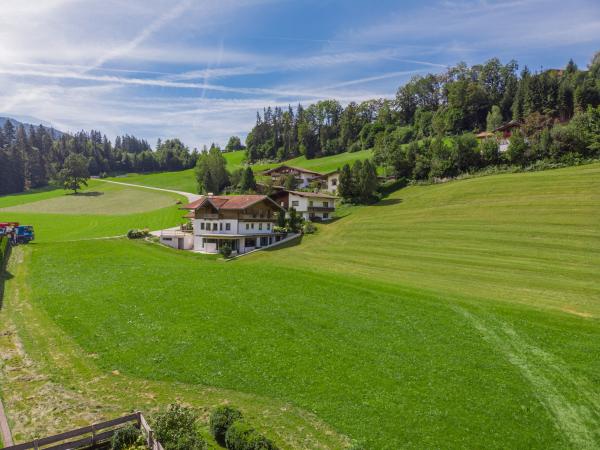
[322,170,340,194]
[182,194,285,254]
[262,165,323,188]
[272,190,337,221]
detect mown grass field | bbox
[1,164,599,449]
[0,180,186,242]
[110,149,374,193]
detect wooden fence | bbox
[2,412,163,450]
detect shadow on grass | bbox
[262,234,304,252]
[68,191,104,197]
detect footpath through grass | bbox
[1,164,598,448]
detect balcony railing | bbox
[307,206,335,212]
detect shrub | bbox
[302,222,316,234]
[272,226,288,234]
[111,425,142,450]
[209,405,243,445]
[224,421,278,450]
[127,229,150,239]
[220,242,232,258]
[153,403,206,450]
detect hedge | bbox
[224,421,278,450]
[209,406,243,445]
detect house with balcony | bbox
[182,194,285,254]
[262,165,324,188]
[272,190,337,221]
[321,170,340,194]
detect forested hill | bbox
[244,53,600,168]
[0,116,63,139]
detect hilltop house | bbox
[475,121,522,153]
[272,190,337,221]
[262,165,323,188]
[182,194,285,254]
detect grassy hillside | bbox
[0,181,185,242]
[109,149,373,193]
[1,164,598,448]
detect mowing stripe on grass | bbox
[455,306,600,449]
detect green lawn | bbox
[2,164,599,448]
[0,181,186,242]
[109,149,374,193]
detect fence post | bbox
[149,429,154,448]
[91,423,96,445]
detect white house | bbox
[182,194,286,254]
[272,190,337,221]
[322,170,340,194]
[262,165,324,189]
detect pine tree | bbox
[358,160,378,203]
[337,164,354,200]
[239,167,256,192]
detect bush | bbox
[111,425,142,450]
[153,403,206,450]
[127,229,150,239]
[209,405,243,445]
[302,222,316,234]
[224,421,278,450]
[220,242,232,258]
[272,226,289,234]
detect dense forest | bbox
[0,123,198,195]
[244,53,600,179]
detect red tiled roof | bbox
[183,195,283,211]
[262,165,324,176]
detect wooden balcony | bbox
[307,206,335,212]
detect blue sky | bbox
[0,0,598,149]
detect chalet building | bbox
[182,194,285,254]
[475,121,522,153]
[272,190,337,221]
[262,165,323,188]
[322,170,340,194]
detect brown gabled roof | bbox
[262,165,324,177]
[287,190,338,199]
[495,120,521,132]
[183,194,283,211]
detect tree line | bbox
[0,122,198,195]
[243,53,600,166]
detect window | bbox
[267,223,271,230]
[251,223,255,229]
[200,222,205,230]
[323,213,329,219]
[309,200,313,207]
[219,223,223,231]
[246,223,249,230]
[332,178,337,186]
[225,223,231,231]
[212,223,217,231]
[323,201,329,208]
[259,223,263,230]
[291,200,299,207]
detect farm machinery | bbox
[0,222,35,244]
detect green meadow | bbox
[0,180,186,242]
[109,149,374,193]
[1,164,599,448]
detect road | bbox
[96,179,201,203]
